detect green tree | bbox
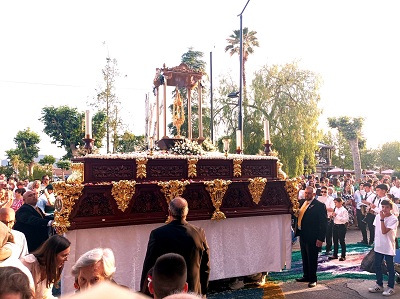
[56,160,71,181]
[116,132,146,152]
[251,62,322,176]
[39,155,56,173]
[94,56,121,153]
[360,148,379,171]
[378,141,400,170]
[40,106,106,159]
[6,128,40,177]
[225,27,259,106]
[328,117,364,180]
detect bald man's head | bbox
[0,208,15,229]
[169,197,189,220]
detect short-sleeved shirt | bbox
[373,213,398,256]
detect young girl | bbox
[329,197,349,261]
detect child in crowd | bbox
[368,199,398,296]
[329,197,349,261]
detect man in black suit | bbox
[140,196,210,296]
[13,190,54,252]
[295,186,327,288]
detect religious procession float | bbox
[54,63,300,293]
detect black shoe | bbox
[295,277,308,282]
[308,282,317,288]
[339,257,346,261]
[368,241,374,246]
[328,256,338,260]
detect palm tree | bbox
[225,27,259,107]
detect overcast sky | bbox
[1,0,399,159]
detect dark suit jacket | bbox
[140,219,210,295]
[14,203,54,252]
[295,199,327,243]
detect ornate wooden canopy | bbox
[153,63,203,88]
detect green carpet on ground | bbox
[267,243,376,282]
[208,243,375,299]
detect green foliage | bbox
[251,62,322,177]
[378,141,400,170]
[181,48,206,73]
[360,148,379,170]
[56,160,71,171]
[32,164,51,181]
[0,166,14,179]
[225,27,259,115]
[39,155,56,166]
[327,117,364,140]
[327,116,364,179]
[116,132,146,152]
[225,27,260,63]
[40,106,106,159]
[6,129,40,177]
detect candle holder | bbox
[263,140,273,156]
[83,138,95,155]
[235,146,242,155]
[222,138,231,158]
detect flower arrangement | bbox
[170,139,203,156]
[201,138,218,152]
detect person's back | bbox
[140,197,210,296]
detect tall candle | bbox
[264,120,270,142]
[85,110,92,138]
[236,130,242,150]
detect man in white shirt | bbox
[0,208,29,258]
[354,183,368,244]
[317,186,335,254]
[389,179,400,199]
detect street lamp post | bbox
[237,0,251,153]
[340,155,345,177]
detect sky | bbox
[1,0,399,160]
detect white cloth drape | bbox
[61,214,292,295]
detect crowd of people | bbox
[295,173,399,296]
[0,171,209,299]
[1,169,399,298]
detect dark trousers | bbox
[325,220,334,252]
[333,224,347,258]
[299,236,319,283]
[356,209,368,242]
[375,251,395,289]
[365,213,376,243]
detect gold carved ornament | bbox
[233,158,243,177]
[172,88,185,138]
[277,161,287,180]
[158,180,190,205]
[66,162,84,184]
[111,180,136,212]
[248,177,267,205]
[204,179,231,221]
[136,157,148,179]
[187,158,198,178]
[158,180,190,223]
[284,177,301,216]
[52,181,84,234]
